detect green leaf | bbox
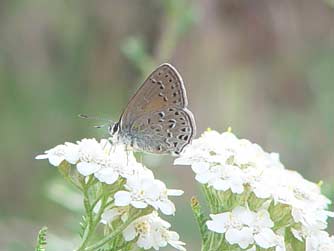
[35,226,48,251]
[79,215,88,238]
[191,196,209,243]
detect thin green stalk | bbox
[93,195,108,226]
[58,162,82,191]
[201,185,216,212]
[76,181,94,251]
[84,210,144,251]
[191,196,208,243]
[91,192,104,210]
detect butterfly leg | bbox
[125,144,129,165]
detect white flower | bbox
[306,230,334,251]
[265,169,333,231]
[174,130,285,197]
[207,207,255,249]
[77,139,152,184]
[251,210,285,250]
[123,212,186,250]
[176,129,334,238]
[114,175,183,215]
[35,142,79,166]
[76,138,106,175]
[37,138,150,185]
[207,206,283,250]
[101,207,130,224]
[193,163,245,194]
[93,200,130,224]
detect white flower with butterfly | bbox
[36,138,152,185]
[35,63,195,251]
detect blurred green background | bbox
[1,0,334,250]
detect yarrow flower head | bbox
[36,138,147,184]
[175,129,334,251]
[36,137,186,251]
[207,206,283,250]
[123,211,186,251]
[114,174,183,215]
[35,142,79,166]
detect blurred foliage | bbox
[0,0,334,250]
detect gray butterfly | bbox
[108,63,196,155]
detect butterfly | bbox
[108,63,196,155]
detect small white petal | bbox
[230,182,244,194]
[35,154,48,160]
[192,162,210,173]
[254,228,277,248]
[94,168,119,184]
[225,227,254,249]
[101,208,121,224]
[212,180,230,191]
[167,189,184,196]
[48,155,64,166]
[157,200,175,215]
[114,191,132,206]
[206,213,229,233]
[232,207,256,226]
[123,225,137,241]
[76,162,100,176]
[195,171,215,184]
[131,200,148,209]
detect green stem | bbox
[202,185,216,212]
[84,210,143,251]
[91,193,104,210]
[58,162,82,191]
[76,177,108,251]
[75,182,93,251]
[191,196,208,243]
[93,195,108,226]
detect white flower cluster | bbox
[175,129,333,251]
[123,211,186,251]
[207,207,285,250]
[36,138,185,250]
[36,139,141,184]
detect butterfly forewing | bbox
[118,63,196,154]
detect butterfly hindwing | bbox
[128,106,195,154]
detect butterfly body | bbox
[109,63,196,155]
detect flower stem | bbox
[75,178,108,251]
[84,210,144,251]
[191,196,208,243]
[75,182,93,251]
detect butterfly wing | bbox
[119,63,196,154]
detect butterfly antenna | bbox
[93,124,107,129]
[78,114,114,130]
[78,114,111,122]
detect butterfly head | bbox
[108,122,120,136]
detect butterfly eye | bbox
[109,123,119,135]
[112,123,119,134]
